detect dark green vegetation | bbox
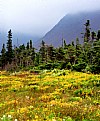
[0,20,100,74]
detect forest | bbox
[0,20,100,73]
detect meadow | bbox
[0,69,100,121]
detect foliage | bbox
[72,62,87,72]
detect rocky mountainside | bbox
[38,10,100,47]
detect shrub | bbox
[89,65,100,74]
[66,62,72,70]
[72,62,87,72]
[45,63,53,70]
[60,61,67,69]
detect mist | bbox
[0,0,100,36]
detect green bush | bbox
[38,64,46,70]
[89,65,100,74]
[72,62,87,72]
[60,61,67,69]
[45,63,53,69]
[52,62,61,69]
[66,62,72,70]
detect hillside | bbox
[37,10,100,47]
[0,70,100,120]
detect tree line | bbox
[0,20,100,73]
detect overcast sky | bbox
[0,0,100,36]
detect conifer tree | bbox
[30,40,32,49]
[6,29,13,64]
[97,30,100,40]
[63,40,67,49]
[56,47,65,61]
[47,45,55,61]
[31,47,35,64]
[67,44,76,64]
[1,44,6,69]
[35,52,40,65]
[26,42,29,50]
[39,40,46,63]
[84,20,91,42]
[91,31,96,41]
[91,39,100,73]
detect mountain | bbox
[37,10,100,47]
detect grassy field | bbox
[0,69,100,121]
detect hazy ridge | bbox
[37,10,100,47]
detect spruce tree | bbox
[6,29,13,64]
[63,40,67,49]
[30,40,32,49]
[97,30,100,40]
[91,31,96,41]
[39,40,46,63]
[84,20,91,42]
[31,47,35,64]
[47,45,55,61]
[26,42,29,50]
[1,44,6,69]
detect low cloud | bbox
[0,0,100,36]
